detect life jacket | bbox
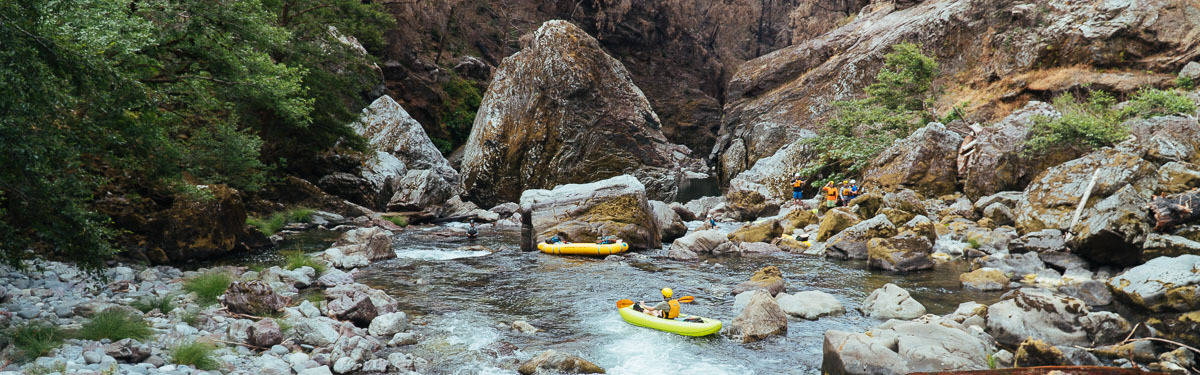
[823,186,838,200]
[661,299,680,319]
[840,187,852,197]
[850,185,860,195]
[792,179,804,192]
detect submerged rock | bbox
[519,175,661,250]
[518,350,605,374]
[461,20,701,206]
[728,290,788,343]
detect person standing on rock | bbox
[791,174,807,209]
[822,181,840,211]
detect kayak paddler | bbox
[638,288,681,319]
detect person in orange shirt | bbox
[822,181,839,210]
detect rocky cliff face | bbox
[714,0,1200,182]
[459,20,702,206]
[382,0,867,158]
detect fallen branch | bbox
[1149,188,1200,232]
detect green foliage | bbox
[437,74,484,154]
[246,207,315,236]
[987,353,997,369]
[0,0,393,269]
[1178,75,1196,91]
[184,272,232,306]
[9,321,66,361]
[384,215,409,227]
[1120,88,1196,119]
[284,249,326,275]
[131,294,176,314]
[78,308,153,341]
[1026,91,1128,154]
[801,43,939,184]
[967,238,982,249]
[170,341,221,371]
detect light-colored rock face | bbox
[828,214,897,260]
[985,289,1090,347]
[715,0,1200,180]
[670,229,729,255]
[1109,254,1200,312]
[823,315,992,374]
[519,174,661,250]
[1014,146,1159,265]
[959,268,1007,292]
[1128,116,1200,165]
[776,291,845,320]
[648,200,687,242]
[728,289,788,343]
[861,283,925,320]
[958,102,1082,199]
[864,123,964,196]
[867,233,934,273]
[460,20,702,206]
[723,132,816,204]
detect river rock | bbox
[144,184,249,264]
[1157,162,1200,196]
[1009,229,1066,253]
[1147,311,1200,349]
[848,193,885,219]
[1013,338,1069,367]
[668,202,696,221]
[977,252,1047,280]
[104,338,151,363]
[247,319,283,348]
[387,169,459,212]
[985,289,1090,347]
[325,283,398,326]
[728,217,783,243]
[351,95,461,211]
[461,20,700,206]
[776,291,845,320]
[1079,311,1131,346]
[517,349,605,375]
[261,266,315,289]
[861,283,925,320]
[863,123,963,196]
[648,200,686,242]
[731,266,786,296]
[982,203,1015,227]
[683,196,724,220]
[1108,254,1200,312]
[1129,115,1200,165]
[824,315,992,374]
[960,268,1008,291]
[822,329,910,375]
[827,214,897,260]
[316,268,354,287]
[728,290,788,343]
[1014,147,1158,265]
[328,227,395,264]
[519,175,661,250]
[815,208,861,242]
[961,102,1080,199]
[221,281,290,316]
[368,312,408,337]
[293,317,343,347]
[868,232,934,272]
[670,230,729,255]
[1141,233,1200,261]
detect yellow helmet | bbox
[661,288,673,298]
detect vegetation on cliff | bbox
[0,0,391,270]
[1026,88,1196,154]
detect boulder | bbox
[368,312,408,337]
[517,350,605,375]
[461,20,700,206]
[868,233,934,272]
[668,202,696,221]
[861,283,925,320]
[823,315,992,375]
[864,123,963,196]
[982,203,1015,226]
[1079,311,1131,346]
[943,198,981,221]
[1147,311,1200,349]
[683,196,724,220]
[292,317,342,347]
[1013,339,1069,367]
[1157,162,1200,195]
[734,241,783,255]
[1182,61,1200,81]
[985,289,1090,347]
[848,192,885,219]
[519,175,661,250]
[827,214,897,260]
[325,283,399,317]
[1141,233,1200,261]
[728,290,788,343]
[721,134,816,215]
[146,184,248,264]
[247,319,283,348]
[722,188,781,222]
[776,291,845,319]
[648,200,687,242]
[961,102,1081,199]
[1128,115,1200,165]
[977,252,1047,281]
[1014,147,1158,265]
[261,266,315,289]
[331,227,395,262]
[728,217,783,243]
[1108,254,1200,312]
[1009,229,1066,253]
[221,281,290,316]
[960,268,1008,291]
[815,208,861,242]
[974,191,1024,213]
[781,207,820,234]
[1057,280,1114,307]
[731,266,786,296]
[900,215,936,243]
[822,330,910,375]
[386,169,458,212]
[669,230,728,255]
[881,189,928,218]
[490,202,521,219]
[103,339,151,363]
[325,291,378,327]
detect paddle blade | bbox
[616,299,635,309]
[678,296,695,303]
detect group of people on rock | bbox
[792,173,861,210]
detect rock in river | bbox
[731,266,786,296]
[823,315,992,375]
[776,291,845,320]
[867,232,934,273]
[985,289,1090,347]
[460,20,701,206]
[728,290,788,343]
[518,349,605,375]
[519,175,661,250]
[827,214,897,260]
[861,283,925,320]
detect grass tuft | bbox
[78,307,153,341]
[183,271,232,306]
[170,341,221,370]
[283,249,326,275]
[10,321,66,361]
[180,308,201,327]
[384,215,408,227]
[130,294,175,314]
[246,207,315,236]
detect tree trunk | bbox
[1149,189,1200,232]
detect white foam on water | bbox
[394,249,490,261]
[589,314,749,375]
[440,313,501,351]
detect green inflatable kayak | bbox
[617,306,722,336]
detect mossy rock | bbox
[815,208,861,242]
[847,192,884,219]
[729,218,783,243]
[1013,339,1068,367]
[1146,310,1200,348]
[877,207,916,227]
[725,189,778,221]
[781,208,819,233]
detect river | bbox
[340,222,1009,375]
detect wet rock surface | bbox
[519,175,661,250]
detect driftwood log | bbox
[1149,188,1200,232]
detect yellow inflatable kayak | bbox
[537,242,628,256]
[617,306,722,336]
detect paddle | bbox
[616,296,695,309]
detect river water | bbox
[346,222,1009,375]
